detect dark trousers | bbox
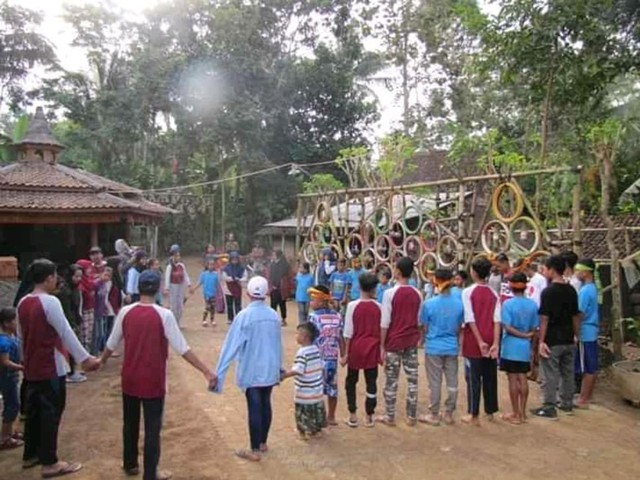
[123,394,164,480]
[245,386,273,451]
[225,295,242,322]
[270,289,287,320]
[23,376,66,466]
[345,367,378,415]
[466,357,498,417]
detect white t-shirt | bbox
[526,272,548,308]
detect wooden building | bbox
[0,107,173,273]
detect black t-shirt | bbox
[539,282,579,346]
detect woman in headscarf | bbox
[222,252,247,324]
[163,244,191,326]
[75,259,98,354]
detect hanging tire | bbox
[509,216,541,255]
[418,252,439,282]
[491,182,524,223]
[481,219,511,254]
[436,234,459,267]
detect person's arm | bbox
[0,352,22,371]
[418,301,429,348]
[462,287,488,356]
[489,296,501,359]
[283,350,306,379]
[164,264,172,294]
[44,296,98,371]
[380,288,393,363]
[537,288,552,357]
[213,318,246,392]
[342,301,355,365]
[101,308,126,364]
[182,264,192,287]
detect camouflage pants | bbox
[295,401,326,434]
[384,347,419,420]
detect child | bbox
[202,244,217,268]
[574,258,599,408]
[127,251,149,304]
[282,322,325,439]
[308,285,344,426]
[0,307,23,450]
[148,258,164,306]
[94,267,121,353]
[76,259,97,354]
[345,257,366,302]
[419,269,464,426]
[164,245,192,326]
[295,262,314,325]
[378,257,423,427]
[451,270,469,298]
[193,259,220,327]
[342,272,381,428]
[461,257,501,426]
[499,272,539,424]
[376,266,392,303]
[329,258,349,312]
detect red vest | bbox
[349,300,381,370]
[462,285,499,358]
[121,305,169,398]
[170,263,185,284]
[385,286,422,352]
[18,295,66,381]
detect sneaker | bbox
[66,373,87,384]
[530,406,558,420]
[557,404,574,415]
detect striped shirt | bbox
[291,344,324,405]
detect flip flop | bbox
[234,449,261,462]
[41,462,83,478]
[364,416,375,428]
[0,437,23,450]
[375,415,396,427]
[345,418,359,428]
[12,432,24,440]
[23,458,40,469]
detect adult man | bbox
[17,258,100,478]
[212,276,283,462]
[531,255,580,420]
[377,257,423,427]
[101,270,214,480]
[269,250,290,326]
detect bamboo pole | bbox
[297,165,582,198]
[571,172,583,256]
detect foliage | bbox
[303,173,345,193]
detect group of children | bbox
[284,250,601,438]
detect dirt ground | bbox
[2,257,640,480]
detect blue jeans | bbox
[0,377,19,423]
[93,315,114,354]
[297,302,309,325]
[245,386,273,451]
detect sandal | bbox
[375,415,396,427]
[418,414,441,426]
[0,437,24,450]
[364,415,375,428]
[23,458,40,469]
[345,418,359,428]
[12,432,24,440]
[234,449,261,462]
[41,461,83,478]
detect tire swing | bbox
[362,247,377,270]
[509,216,541,255]
[373,234,392,262]
[436,234,459,268]
[480,219,511,254]
[301,243,319,264]
[345,232,364,259]
[316,200,332,223]
[361,221,377,247]
[420,219,440,252]
[371,207,391,234]
[418,252,439,283]
[404,235,423,263]
[401,204,423,235]
[491,182,524,223]
[389,221,405,249]
[316,223,338,246]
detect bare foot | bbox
[235,449,261,462]
[406,417,417,427]
[486,414,495,422]
[327,418,338,426]
[443,412,454,425]
[375,415,396,427]
[259,443,268,453]
[461,415,480,427]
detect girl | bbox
[93,267,122,354]
[126,250,148,304]
[164,244,191,326]
[75,259,97,355]
[56,265,86,383]
[295,262,313,325]
[222,252,246,324]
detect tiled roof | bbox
[17,107,64,149]
[581,214,640,260]
[0,189,138,211]
[0,162,93,190]
[583,213,640,229]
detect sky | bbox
[16,0,406,136]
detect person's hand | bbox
[82,356,101,372]
[379,347,386,366]
[340,355,348,367]
[479,341,489,357]
[205,371,217,391]
[489,344,499,359]
[124,295,132,305]
[539,342,551,359]
[163,288,169,296]
[526,331,535,339]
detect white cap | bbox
[247,276,268,299]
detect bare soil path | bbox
[2,257,639,479]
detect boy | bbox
[282,322,325,439]
[376,267,392,303]
[378,257,423,427]
[562,250,582,293]
[18,258,100,478]
[419,269,464,426]
[308,285,344,426]
[342,272,382,428]
[461,257,501,426]
[0,307,23,450]
[101,270,214,479]
[93,267,121,354]
[574,258,599,408]
[329,258,349,312]
[451,270,468,298]
[345,257,366,302]
[193,259,220,327]
[500,272,539,424]
[530,255,580,420]
[295,262,314,325]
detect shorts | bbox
[0,378,20,423]
[323,360,338,398]
[295,401,326,434]
[500,359,530,374]
[204,297,216,313]
[575,341,598,375]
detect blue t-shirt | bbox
[295,272,314,302]
[420,294,464,356]
[376,283,392,304]
[501,296,540,362]
[330,271,349,300]
[199,270,219,300]
[348,268,366,300]
[579,282,599,342]
[0,333,20,382]
[450,286,463,299]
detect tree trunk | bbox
[599,146,624,360]
[535,71,554,212]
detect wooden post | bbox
[457,182,466,267]
[295,196,303,259]
[209,192,215,245]
[90,223,98,247]
[571,172,583,256]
